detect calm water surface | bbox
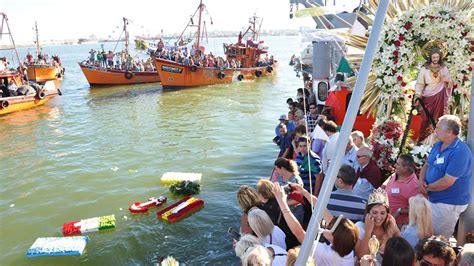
[0,36,303,265]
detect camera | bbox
[282,184,293,194]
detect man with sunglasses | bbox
[305,102,320,133]
[415,236,456,266]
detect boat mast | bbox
[196,0,203,52]
[34,21,41,57]
[0,13,24,75]
[123,17,129,54]
[250,13,258,41]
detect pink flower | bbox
[399,35,405,41]
[394,40,401,47]
[393,50,399,56]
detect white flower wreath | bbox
[372,4,472,118]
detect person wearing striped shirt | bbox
[327,165,367,223]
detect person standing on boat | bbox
[89,49,96,64]
[418,115,472,239]
[278,123,294,160]
[157,38,164,54]
[415,47,453,142]
[305,102,320,133]
[106,51,114,68]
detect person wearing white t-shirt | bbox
[321,121,339,173]
[248,207,287,251]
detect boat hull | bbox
[0,92,59,115]
[154,59,277,88]
[0,78,61,115]
[26,65,61,83]
[79,64,160,86]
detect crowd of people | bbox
[84,49,155,72]
[232,87,473,265]
[0,77,40,98]
[23,52,62,68]
[154,38,275,69]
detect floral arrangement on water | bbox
[169,181,200,197]
[370,120,404,178]
[370,3,472,118]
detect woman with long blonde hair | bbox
[401,195,433,248]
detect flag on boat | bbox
[336,56,353,76]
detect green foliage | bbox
[169,181,200,196]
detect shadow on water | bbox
[86,83,162,103]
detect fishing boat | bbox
[155,1,277,89]
[78,17,160,86]
[24,21,65,83]
[0,13,61,115]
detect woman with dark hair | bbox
[382,237,416,266]
[273,158,305,224]
[257,179,299,249]
[355,188,401,260]
[360,237,416,266]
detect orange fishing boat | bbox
[78,64,159,85]
[26,64,63,83]
[0,13,61,115]
[24,21,65,83]
[155,1,277,89]
[79,17,160,86]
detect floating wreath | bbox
[169,181,201,196]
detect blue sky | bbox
[2,0,361,42]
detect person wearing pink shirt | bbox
[383,154,420,227]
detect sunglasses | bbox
[419,259,435,266]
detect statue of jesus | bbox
[415,47,453,142]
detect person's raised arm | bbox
[291,183,333,223]
[271,183,306,243]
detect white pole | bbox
[295,0,390,264]
[456,71,474,246]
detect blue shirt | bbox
[327,188,367,222]
[426,137,472,205]
[296,151,322,192]
[279,133,293,158]
[275,122,296,137]
[401,225,419,249]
